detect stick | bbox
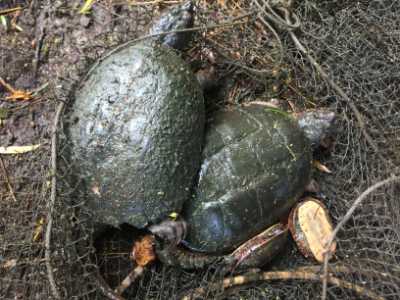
[33,22,46,76]
[321,176,400,300]
[0,156,17,202]
[114,265,145,296]
[0,7,22,16]
[181,266,385,300]
[96,268,126,300]
[45,102,64,300]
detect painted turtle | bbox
[148,103,335,270]
[67,1,205,231]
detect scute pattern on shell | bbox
[183,105,312,253]
[68,41,204,229]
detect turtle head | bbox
[149,1,196,50]
[296,109,336,149]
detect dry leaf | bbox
[1,258,17,270]
[33,217,45,242]
[131,235,156,267]
[5,90,32,101]
[79,0,96,14]
[0,144,41,154]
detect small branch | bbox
[33,23,46,76]
[96,268,126,300]
[0,156,17,202]
[0,7,22,16]
[181,266,384,300]
[45,102,65,300]
[114,265,145,296]
[321,176,400,300]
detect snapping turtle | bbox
[68,1,204,230]
[148,103,335,269]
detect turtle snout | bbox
[180,2,195,28]
[182,1,195,14]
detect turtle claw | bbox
[305,178,321,193]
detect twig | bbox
[114,265,145,296]
[33,22,46,76]
[45,102,65,300]
[181,265,384,300]
[0,156,17,202]
[0,7,22,16]
[125,0,181,5]
[96,268,126,300]
[321,175,400,300]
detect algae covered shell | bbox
[183,104,312,253]
[288,197,336,263]
[68,41,204,229]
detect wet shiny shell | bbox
[183,104,312,253]
[68,41,204,229]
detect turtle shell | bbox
[68,41,204,229]
[183,104,312,253]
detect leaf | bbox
[1,259,17,270]
[0,144,41,154]
[33,217,45,242]
[313,160,332,174]
[79,0,96,14]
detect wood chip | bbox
[289,197,336,263]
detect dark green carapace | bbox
[68,41,204,229]
[183,104,312,253]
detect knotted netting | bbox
[1,0,400,299]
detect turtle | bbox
[67,1,205,235]
[144,102,336,271]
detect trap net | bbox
[1,0,400,299]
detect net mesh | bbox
[1,0,400,299]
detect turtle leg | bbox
[149,220,224,269]
[226,223,289,271]
[155,242,224,269]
